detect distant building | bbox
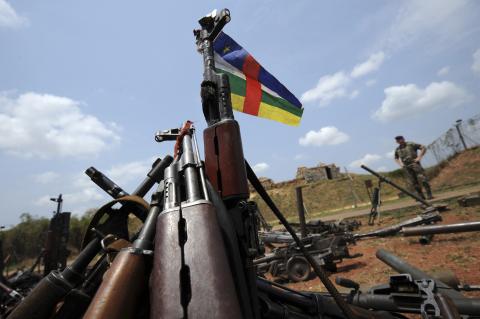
[296,163,341,182]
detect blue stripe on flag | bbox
[213,32,302,109]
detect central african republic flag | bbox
[213,32,303,126]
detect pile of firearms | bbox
[0,195,71,316]
[2,9,480,319]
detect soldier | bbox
[393,135,433,200]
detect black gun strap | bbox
[245,160,355,319]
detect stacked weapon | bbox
[255,234,362,281]
[5,8,479,319]
[43,194,71,276]
[256,183,361,282]
[360,165,433,207]
[286,186,361,235]
[343,249,480,317]
[0,196,71,316]
[287,219,361,235]
[7,157,173,319]
[356,165,448,244]
[353,207,442,244]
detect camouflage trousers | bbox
[403,162,432,199]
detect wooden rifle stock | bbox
[82,187,163,319]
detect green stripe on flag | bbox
[218,68,302,118]
[261,90,303,117]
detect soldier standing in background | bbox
[394,135,433,200]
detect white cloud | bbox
[253,162,269,174]
[0,0,28,28]
[385,150,395,159]
[373,81,471,122]
[301,52,385,106]
[349,90,359,99]
[366,79,377,87]
[378,0,474,52]
[377,166,388,172]
[34,156,159,214]
[473,49,480,76]
[299,126,350,147]
[351,52,385,78]
[300,72,350,106]
[106,158,155,186]
[349,153,382,168]
[0,92,120,158]
[437,66,450,76]
[34,171,60,184]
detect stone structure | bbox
[296,163,341,183]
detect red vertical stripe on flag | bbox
[242,55,262,116]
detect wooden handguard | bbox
[204,119,249,200]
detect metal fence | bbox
[423,114,480,167]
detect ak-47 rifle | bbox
[148,8,384,319]
[7,157,173,319]
[43,194,71,276]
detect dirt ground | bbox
[285,197,480,299]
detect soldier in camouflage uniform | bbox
[394,136,433,200]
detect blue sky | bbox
[1,0,479,225]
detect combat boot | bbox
[423,182,433,200]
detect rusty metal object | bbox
[150,201,242,319]
[82,249,146,319]
[83,184,163,319]
[203,120,249,201]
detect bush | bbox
[1,211,93,269]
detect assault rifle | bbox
[7,157,173,319]
[43,194,71,276]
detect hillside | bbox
[429,146,480,190]
[251,147,480,223]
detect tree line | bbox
[1,211,94,271]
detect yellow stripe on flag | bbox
[258,102,301,126]
[231,93,301,126]
[231,93,245,112]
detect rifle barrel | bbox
[402,221,480,236]
[132,156,173,197]
[85,167,129,199]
